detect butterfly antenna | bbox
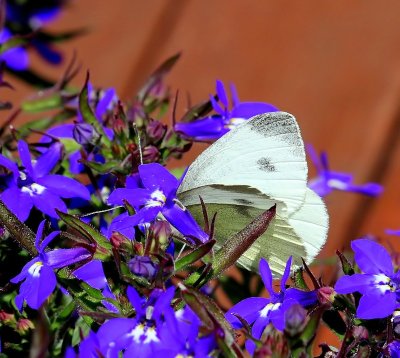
[80,206,124,217]
[132,123,143,165]
[176,243,187,260]
[199,196,210,233]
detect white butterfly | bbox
[177,112,329,277]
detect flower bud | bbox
[110,232,131,252]
[147,120,166,143]
[149,220,171,251]
[284,303,307,336]
[143,145,160,163]
[129,256,158,279]
[112,116,127,136]
[317,286,336,306]
[73,122,99,147]
[16,318,34,334]
[0,310,15,324]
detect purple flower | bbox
[307,145,383,197]
[174,80,278,141]
[81,286,178,357]
[108,163,208,243]
[0,140,90,221]
[226,257,316,354]
[43,86,117,174]
[5,0,65,66]
[10,221,91,310]
[335,239,400,319]
[0,29,29,71]
[156,307,216,357]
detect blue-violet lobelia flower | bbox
[80,286,178,357]
[307,144,383,197]
[10,220,91,310]
[42,85,117,174]
[4,0,65,66]
[108,163,208,243]
[335,239,400,319]
[0,28,29,71]
[226,257,316,354]
[0,140,90,221]
[174,80,278,141]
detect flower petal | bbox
[162,204,208,243]
[230,102,278,118]
[44,248,91,269]
[127,286,144,316]
[356,291,397,319]
[74,260,107,289]
[174,116,225,141]
[216,80,228,108]
[37,174,90,200]
[0,153,19,181]
[31,189,67,218]
[20,264,56,310]
[33,143,62,178]
[1,187,33,222]
[226,297,270,328]
[17,140,35,178]
[108,188,151,206]
[281,256,293,292]
[351,239,393,275]
[335,273,379,295]
[139,163,178,195]
[10,258,39,283]
[110,207,161,232]
[259,258,274,296]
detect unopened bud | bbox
[73,122,99,147]
[149,220,171,250]
[284,303,307,336]
[147,120,166,143]
[0,310,15,324]
[143,146,160,162]
[110,232,130,251]
[113,116,127,136]
[129,256,158,279]
[317,286,336,306]
[16,318,34,334]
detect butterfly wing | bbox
[177,112,328,276]
[178,112,308,216]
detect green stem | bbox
[0,199,37,256]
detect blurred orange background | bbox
[5,0,400,351]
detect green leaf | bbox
[212,205,276,277]
[336,250,355,275]
[22,94,63,112]
[79,73,111,146]
[81,159,122,174]
[57,211,112,260]
[0,37,26,54]
[292,268,309,290]
[175,239,215,272]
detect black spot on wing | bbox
[257,157,276,172]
